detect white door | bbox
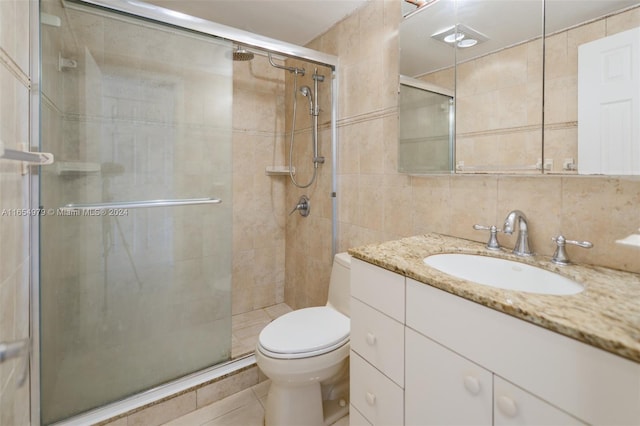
[578,27,640,174]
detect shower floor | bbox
[231,303,292,359]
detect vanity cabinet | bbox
[406,278,640,425]
[350,258,640,425]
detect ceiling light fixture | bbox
[444,32,465,43]
[431,24,488,48]
[457,38,478,48]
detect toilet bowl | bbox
[256,252,351,426]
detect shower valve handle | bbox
[289,195,310,217]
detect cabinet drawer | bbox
[351,297,404,387]
[351,258,405,322]
[350,351,403,426]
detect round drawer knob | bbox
[463,375,481,395]
[366,392,376,406]
[366,332,377,345]
[497,396,518,418]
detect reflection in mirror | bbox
[455,0,544,173]
[399,0,456,174]
[399,0,546,174]
[399,76,454,174]
[543,1,640,175]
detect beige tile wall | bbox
[0,0,32,425]
[456,39,543,171]
[284,0,640,310]
[232,55,288,314]
[282,57,334,308]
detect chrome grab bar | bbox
[60,197,222,212]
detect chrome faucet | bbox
[503,210,533,256]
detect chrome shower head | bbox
[233,47,254,61]
[300,86,311,97]
[300,86,313,115]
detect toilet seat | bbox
[258,307,350,359]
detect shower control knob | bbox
[289,195,310,217]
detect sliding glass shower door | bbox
[39,1,233,423]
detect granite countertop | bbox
[348,233,640,363]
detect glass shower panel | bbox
[39,1,233,423]
[398,84,454,173]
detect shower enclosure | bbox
[39,1,233,423]
[398,78,454,174]
[35,0,338,424]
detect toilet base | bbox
[265,381,323,426]
[323,397,350,426]
[264,381,349,426]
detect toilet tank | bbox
[326,252,351,317]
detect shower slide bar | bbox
[60,197,222,212]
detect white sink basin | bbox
[423,253,584,295]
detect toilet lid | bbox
[258,307,350,359]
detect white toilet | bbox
[256,252,351,426]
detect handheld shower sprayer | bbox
[287,69,325,189]
[299,86,314,116]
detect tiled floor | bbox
[231,303,293,358]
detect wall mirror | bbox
[543,0,640,175]
[399,0,640,175]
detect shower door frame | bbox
[30,0,339,423]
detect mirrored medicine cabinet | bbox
[399,0,640,175]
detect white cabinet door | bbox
[494,376,586,426]
[405,328,492,426]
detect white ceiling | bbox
[143,0,369,46]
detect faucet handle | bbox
[551,235,593,265]
[473,224,502,250]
